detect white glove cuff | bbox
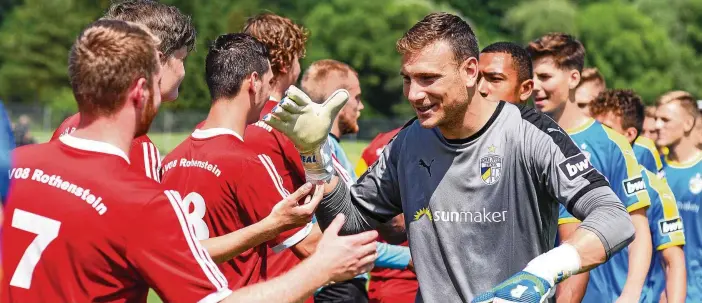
[301,140,334,184]
[524,243,581,286]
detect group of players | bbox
[0,0,700,302]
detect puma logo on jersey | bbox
[419,159,434,176]
[659,217,683,235]
[623,176,646,196]
[558,153,593,180]
[547,127,562,134]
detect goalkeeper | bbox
[265,13,635,303]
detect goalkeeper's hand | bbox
[472,271,554,303]
[263,85,349,183]
[472,243,581,303]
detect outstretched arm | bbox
[202,183,323,263]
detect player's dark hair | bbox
[205,33,270,100]
[481,42,533,83]
[590,89,644,137]
[526,32,585,72]
[103,0,196,60]
[397,12,479,65]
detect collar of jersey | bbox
[565,118,596,135]
[59,134,130,164]
[665,150,702,169]
[191,128,243,142]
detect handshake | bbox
[263,85,350,184]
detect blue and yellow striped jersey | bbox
[662,152,702,302]
[634,136,664,174]
[581,166,684,302]
[558,119,650,225]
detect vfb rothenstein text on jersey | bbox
[162,158,222,178]
[9,167,107,215]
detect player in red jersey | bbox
[50,0,196,182]
[3,20,378,303]
[162,33,361,292]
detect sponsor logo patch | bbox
[558,153,594,180]
[623,176,646,196]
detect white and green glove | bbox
[263,85,349,183]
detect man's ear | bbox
[568,69,581,90]
[519,79,535,102]
[625,127,639,143]
[462,57,480,87]
[128,78,149,109]
[247,71,260,93]
[684,114,697,133]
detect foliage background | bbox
[1,0,702,121]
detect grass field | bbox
[33,130,369,166]
[34,130,369,302]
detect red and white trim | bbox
[163,190,228,290]
[257,154,291,197]
[142,142,162,182]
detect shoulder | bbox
[634,136,658,154]
[132,134,154,145]
[13,142,56,162]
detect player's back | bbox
[51,113,162,182]
[662,152,702,301]
[3,138,175,302]
[162,128,308,289]
[634,136,663,174]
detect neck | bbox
[668,136,701,163]
[271,78,291,101]
[71,113,135,156]
[439,91,497,140]
[330,118,341,138]
[201,96,250,137]
[554,97,589,131]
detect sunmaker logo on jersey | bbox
[659,217,684,235]
[623,176,646,196]
[558,153,593,180]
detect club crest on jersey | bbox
[690,173,702,194]
[558,153,593,181]
[623,176,646,196]
[480,145,502,185]
[658,217,683,235]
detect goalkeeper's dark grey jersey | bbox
[316,101,634,303]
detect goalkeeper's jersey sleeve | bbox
[341,101,619,302]
[558,119,650,224]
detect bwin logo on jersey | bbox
[623,176,646,196]
[558,153,593,181]
[659,217,683,235]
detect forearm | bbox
[317,179,378,235]
[663,246,687,303]
[224,255,329,303]
[374,242,411,269]
[569,187,635,266]
[201,217,279,263]
[621,210,652,298]
[555,223,588,302]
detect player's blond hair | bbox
[301,59,358,103]
[578,67,605,89]
[644,106,657,118]
[656,90,699,119]
[68,19,161,117]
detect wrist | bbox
[262,215,286,235]
[524,243,581,286]
[300,140,334,183]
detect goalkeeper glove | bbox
[472,243,581,303]
[263,85,349,183]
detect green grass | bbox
[33,130,368,165]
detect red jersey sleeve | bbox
[275,131,306,189]
[127,190,232,303]
[236,154,311,252]
[129,135,162,182]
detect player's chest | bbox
[667,168,702,215]
[398,141,520,215]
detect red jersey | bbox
[1,135,230,303]
[160,128,311,289]
[244,100,307,191]
[51,113,162,182]
[356,128,418,303]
